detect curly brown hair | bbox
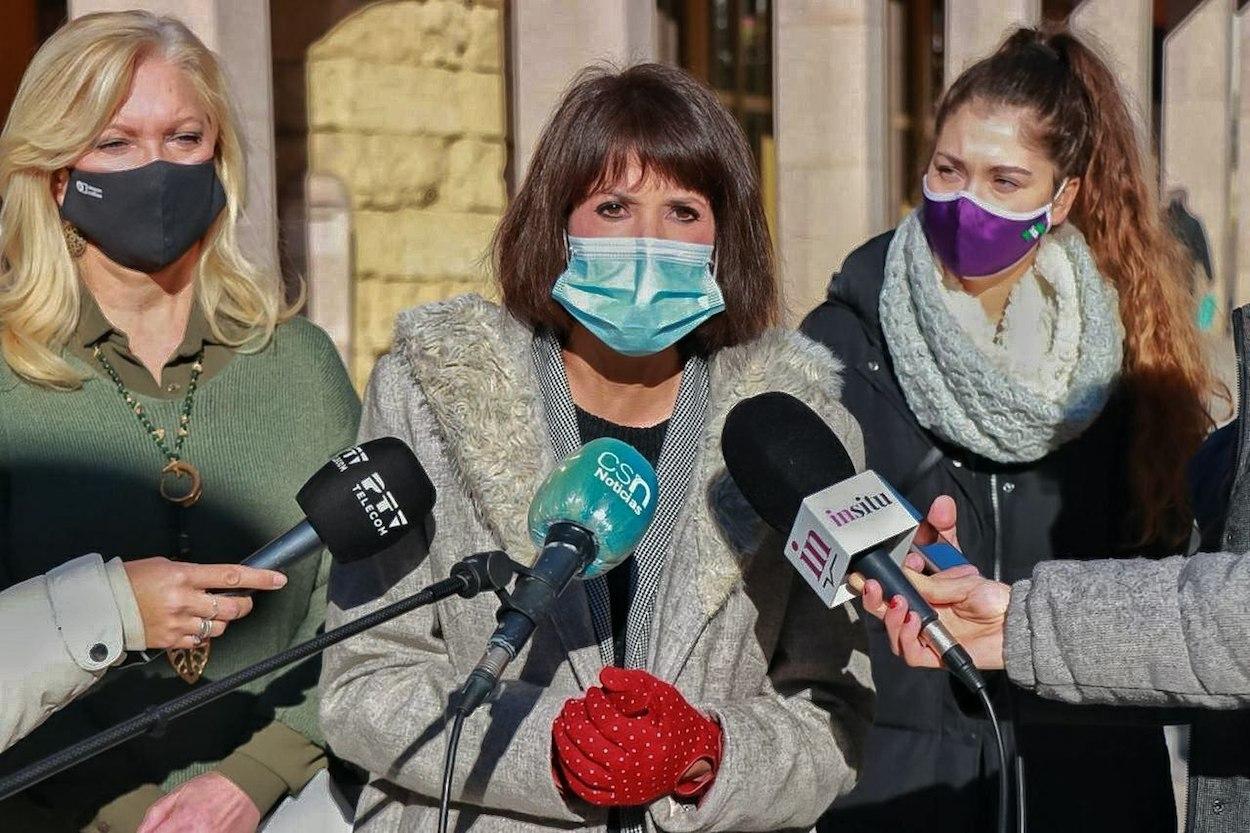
[937,26,1223,546]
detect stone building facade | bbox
[306,0,506,383]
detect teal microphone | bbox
[527,437,657,577]
[456,438,658,716]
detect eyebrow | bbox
[935,152,1032,178]
[103,114,205,133]
[594,189,709,209]
[989,165,1033,177]
[666,197,710,214]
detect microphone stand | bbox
[0,550,519,802]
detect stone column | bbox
[944,0,1040,82]
[509,1,655,188]
[1236,5,1250,310]
[1161,0,1234,309]
[68,0,278,276]
[1070,0,1153,138]
[304,173,352,366]
[774,1,890,323]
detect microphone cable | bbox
[438,708,467,833]
[975,686,1010,833]
[934,626,1013,833]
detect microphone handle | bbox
[456,522,596,717]
[853,548,938,625]
[241,519,321,571]
[853,548,986,693]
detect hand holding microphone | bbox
[854,496,1011,671]
[127,437,434,660]
[123,558,287,650]
[552,667,721,807]
[722,393,1014,833]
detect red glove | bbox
[551,667,722,807]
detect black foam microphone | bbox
[721,391,984,693]
[243,437,435,571]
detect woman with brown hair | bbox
[319,63,874,832]
[803,26,1219,833]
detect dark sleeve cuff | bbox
[215,722,327,816]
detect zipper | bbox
[1231,308,1249,491]
[989,472,1003,581]
[988,468,1020,828]
[1225,306,1249,551]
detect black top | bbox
[574,404,669,665]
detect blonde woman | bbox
[0,12,359,833]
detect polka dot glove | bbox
[552,667,722,807]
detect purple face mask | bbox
[920,175,1064,279]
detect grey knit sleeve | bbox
[1004,552,1250,708]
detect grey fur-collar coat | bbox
[319,295,874,832]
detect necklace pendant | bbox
[160,459,203,507]
[168,641,210,684]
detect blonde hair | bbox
[0,11,296,389]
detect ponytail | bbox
[935,26,1223,547]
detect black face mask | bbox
[60,159,227,273]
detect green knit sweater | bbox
[0,317,360,829]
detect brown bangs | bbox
[492,63,777,353]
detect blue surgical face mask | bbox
[551,235,725,357]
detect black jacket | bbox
[802,232,1176,833]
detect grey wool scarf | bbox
[879,212,1124,463]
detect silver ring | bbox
[208,595,219,620]
[198,617,213,640]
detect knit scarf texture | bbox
[880,211,1124,463]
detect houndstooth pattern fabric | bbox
[532,333,709,833]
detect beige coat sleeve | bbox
[0,553,145,752]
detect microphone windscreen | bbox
[297,437,435,563]
[527,438,658,578]
[720,391,856,532]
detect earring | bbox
[62,219,85,258]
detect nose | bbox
[639,209,664,240]
[968,179,998,204]
[151,143,178,164]
[132,138,181,167]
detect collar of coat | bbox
[393,293,862,619]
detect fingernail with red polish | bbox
[888,596,903,610]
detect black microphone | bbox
[242,437,435,572]
[721,391,985,693]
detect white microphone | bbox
[721,391,985,693]
[782,470,920,608]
